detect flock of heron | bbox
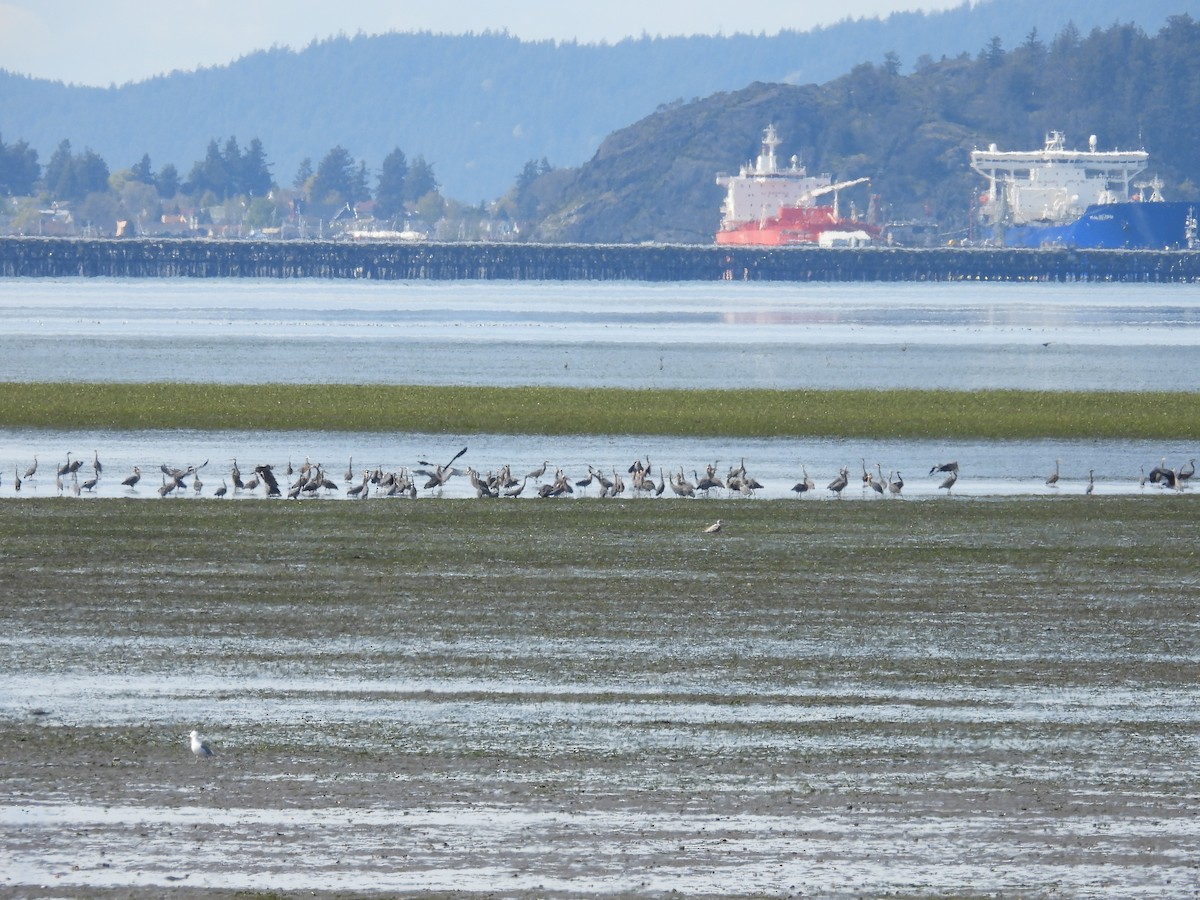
[1,448,1195,500]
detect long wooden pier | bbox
[2,237,1198,282]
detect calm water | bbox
[0,277,1196,499]
[1,277,1198,389]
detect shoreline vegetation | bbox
[0,384,1197,439]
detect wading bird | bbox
[930,460,959,476]
[1179,458,1196,485]
[827,467,849,497]
[791,465,815,496]
[122,467,142,488]
[1046,459,1061,487]
[1148,457,1176,488]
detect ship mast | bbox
[754,124,783,176]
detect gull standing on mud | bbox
[704,519,723,534]
[189,730,215,759]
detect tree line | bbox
[0,130,480,237]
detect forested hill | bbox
[531,16,1200,244]
[0,0,1185,203]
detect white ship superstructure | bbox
[715,124,831,225]
[971,131,1148,227]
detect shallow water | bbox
[0,427,1193,499]
[1,277,1198,389]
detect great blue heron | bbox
[870,463,886,496]
[255,464,281,497]
[1148,458,1177,488]
[23,456,37,479]
[213,479,228,498]
[346,473,369,498]
[417,446,468,490]
[670,470,695,498]
[122,466,142,488]
[1179,458,1196,484]
[791,465,815,496]
[930,460,959,475]
[827,467,849,497]
[939,470,958,492]
[1046,459,1061,487]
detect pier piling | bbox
[1,238,1197,282]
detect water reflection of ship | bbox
[715,124,879,247]
[720,310,842,325]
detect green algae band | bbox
[0,384,1195,440]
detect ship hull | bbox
[1002,202,1195,250]
[716,206,878,247]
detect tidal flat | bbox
[2,496,1199,897]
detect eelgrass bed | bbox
[1,384,1197,439]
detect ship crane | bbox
[789,177,872,221]
[1133,177,1165,203]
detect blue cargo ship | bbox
[970,132,1197,250]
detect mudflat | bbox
[2,496,1198,897]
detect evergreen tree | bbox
[403,155,438,202]
[352,160,371,204]
[74,149,110,197]
[155,162,179,199]
[222,136,243,195]
[131,153,154,185]
[374,147,409,219]
[241,138,273,197]
[293,157,313,192]
[513,159,542,222]
[185,139,228,198]
[0,133,39,196]
[310,145,356,211]
[44,139,75,200]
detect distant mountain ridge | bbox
[0,0,1185,202]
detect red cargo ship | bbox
[715,124,878,246]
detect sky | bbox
[0,0,969,87]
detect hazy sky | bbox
[0,0,968,86]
